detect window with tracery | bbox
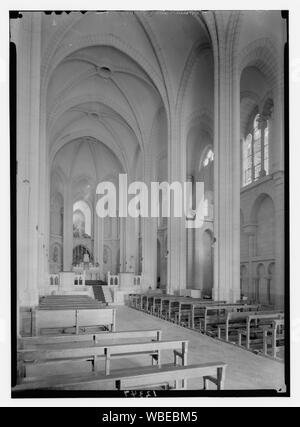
[242,114,270,187]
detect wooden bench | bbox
[237,312,284,350]
[262,318,284,358]
[19,329,162,347]
[201,304,261,334]
[18,339,188,378]
[33,307,116,336]
[216,310,283,344]
[174,310,192,328]
[128,293,140,309]
[13,361,227,391]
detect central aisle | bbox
[115,305,285,391]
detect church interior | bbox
[12,10,287,393]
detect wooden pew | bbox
[19,329,162,347]
[175,300,227,329]
[33,307,116,336]
[117,362,227,390]
[128,293,140,309]
[201,304,261,334]
[18,339,188,378]
[13,361,227,391]
[216,311,283,347]
[238,312,284,350]
[262,318,284,358]
[148,295,173,317]
[154,296,216,321]
[150,295,165,316]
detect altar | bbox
[72,263,104,281]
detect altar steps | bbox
[87,284,113,305]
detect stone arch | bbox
[239,38,279,92]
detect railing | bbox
[107,272,119,287]
[133,275,142,286]
[73,266,101,281]
[74,272,86,286]
[49,274,59,286]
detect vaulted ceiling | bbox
[45,11,212,188]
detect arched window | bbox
[73,200,91,237]
[203,149,214,167]
[242,114,270,187]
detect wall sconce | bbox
[165,250,169,258]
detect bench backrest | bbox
[247,312,284,322]
[117,362,226,390]
[226,310,283,323]
[34,307,116,335]
[208,304,259,313]
[13,361,226,391]
[19,339,188,362]
[19,329,162,347]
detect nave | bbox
[12,10,287,394]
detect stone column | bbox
[267,112,275,175]
[119,217,126,273]
[15,13,42,307]
[141,149,158,290]
[259,116,267,177]
[167,114,187,295]
[273,171,285,308]
[93,203,104,273]
[271,58,285,308]
[272,80,285,173]
[206,11,241,303]
[243,224,257,301]
[186,175,194,289]
[142,216,157,289]
[63,183,73,271]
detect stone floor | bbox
[112,305,285,391]
[26,305,285,391]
